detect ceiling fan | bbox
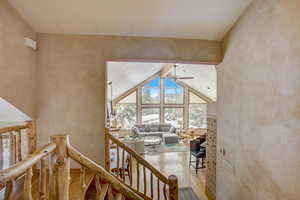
[168,65,194,81]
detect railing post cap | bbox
[168,175,178,181]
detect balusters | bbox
[81,166,87,188]
[116,145,120,177]
[157,178,160,200]
[136,162,140,191]
[129,155,133,186]
[17,130,22,162]
[163,183,167,200]
[150,173,153,199]
[9,132,16,165]
[143,166,147,195]
[95,174,102,196]
[24,167,33,200]
[39,157,47,200]
[121,149,125,181]
[4,180,14,200]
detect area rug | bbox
[179,187,200,200]
[144,143,189,154]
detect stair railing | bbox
[104,128,179,200]
[0,121,37,167]
[0,142,56,199]
[0,135,144,200]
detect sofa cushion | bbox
[135,124,147,132]
[148,124,160,132]
[139,132,163,138]
[160,124,171,132]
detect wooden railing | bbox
[104,128,179,200]
[0,142,56,199]
[0,135,144,200]
[0,121,36,167]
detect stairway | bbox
[0,127,179,200]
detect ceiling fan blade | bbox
[178,77,194,80]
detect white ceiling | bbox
[107,62,216,102]
[176,64,217,101]
[107,62,167,100]
[8,0,252,40]
[0,98,31,122]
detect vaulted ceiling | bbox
[107,62,217,102]
[8,0,251,40]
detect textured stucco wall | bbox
[0,0,36,119]
[36,33,222,163]
[217,0,300,199]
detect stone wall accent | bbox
[206,117,216,199]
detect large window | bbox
[116,92,137,129]
[141,108,160,124]
[164,108,183,128]
[164,78,184,104]
[189,92,207,128]
[114,76,208,129]
[142,77,160,104]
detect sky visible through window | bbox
[143,77,184,96]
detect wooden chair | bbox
[189,136,206,174]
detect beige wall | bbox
[0,0,36,119]
[217,0,300,199]
[36,33,222,163]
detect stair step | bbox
[69,169,96,200]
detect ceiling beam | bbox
[160,64,174,78]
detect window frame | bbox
[163,78,185,105]
[113,76,208,130]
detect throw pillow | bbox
[169,126,176,133]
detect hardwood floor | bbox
[143,151,208,200]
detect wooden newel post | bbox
[27,121,37,154]
[104,128,110,171]
[168,175,178,200]
[50,135,70,200]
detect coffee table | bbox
[143,136,162,147]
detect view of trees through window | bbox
[116,104,136,129]
[115,77,207,129]
[164,108,183,128]
[189,92,207,128]
[141,108,160,124]
[164,78,184,104]
[142,77,160,104]
[116,92,137,129]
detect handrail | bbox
[108,133,169,183]
[0,124,30,135]
[0,121,37,167]
[0,143,56,184]
[104,128,179,200]
[68,145,144,200]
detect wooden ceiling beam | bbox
[160,64,174,78]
